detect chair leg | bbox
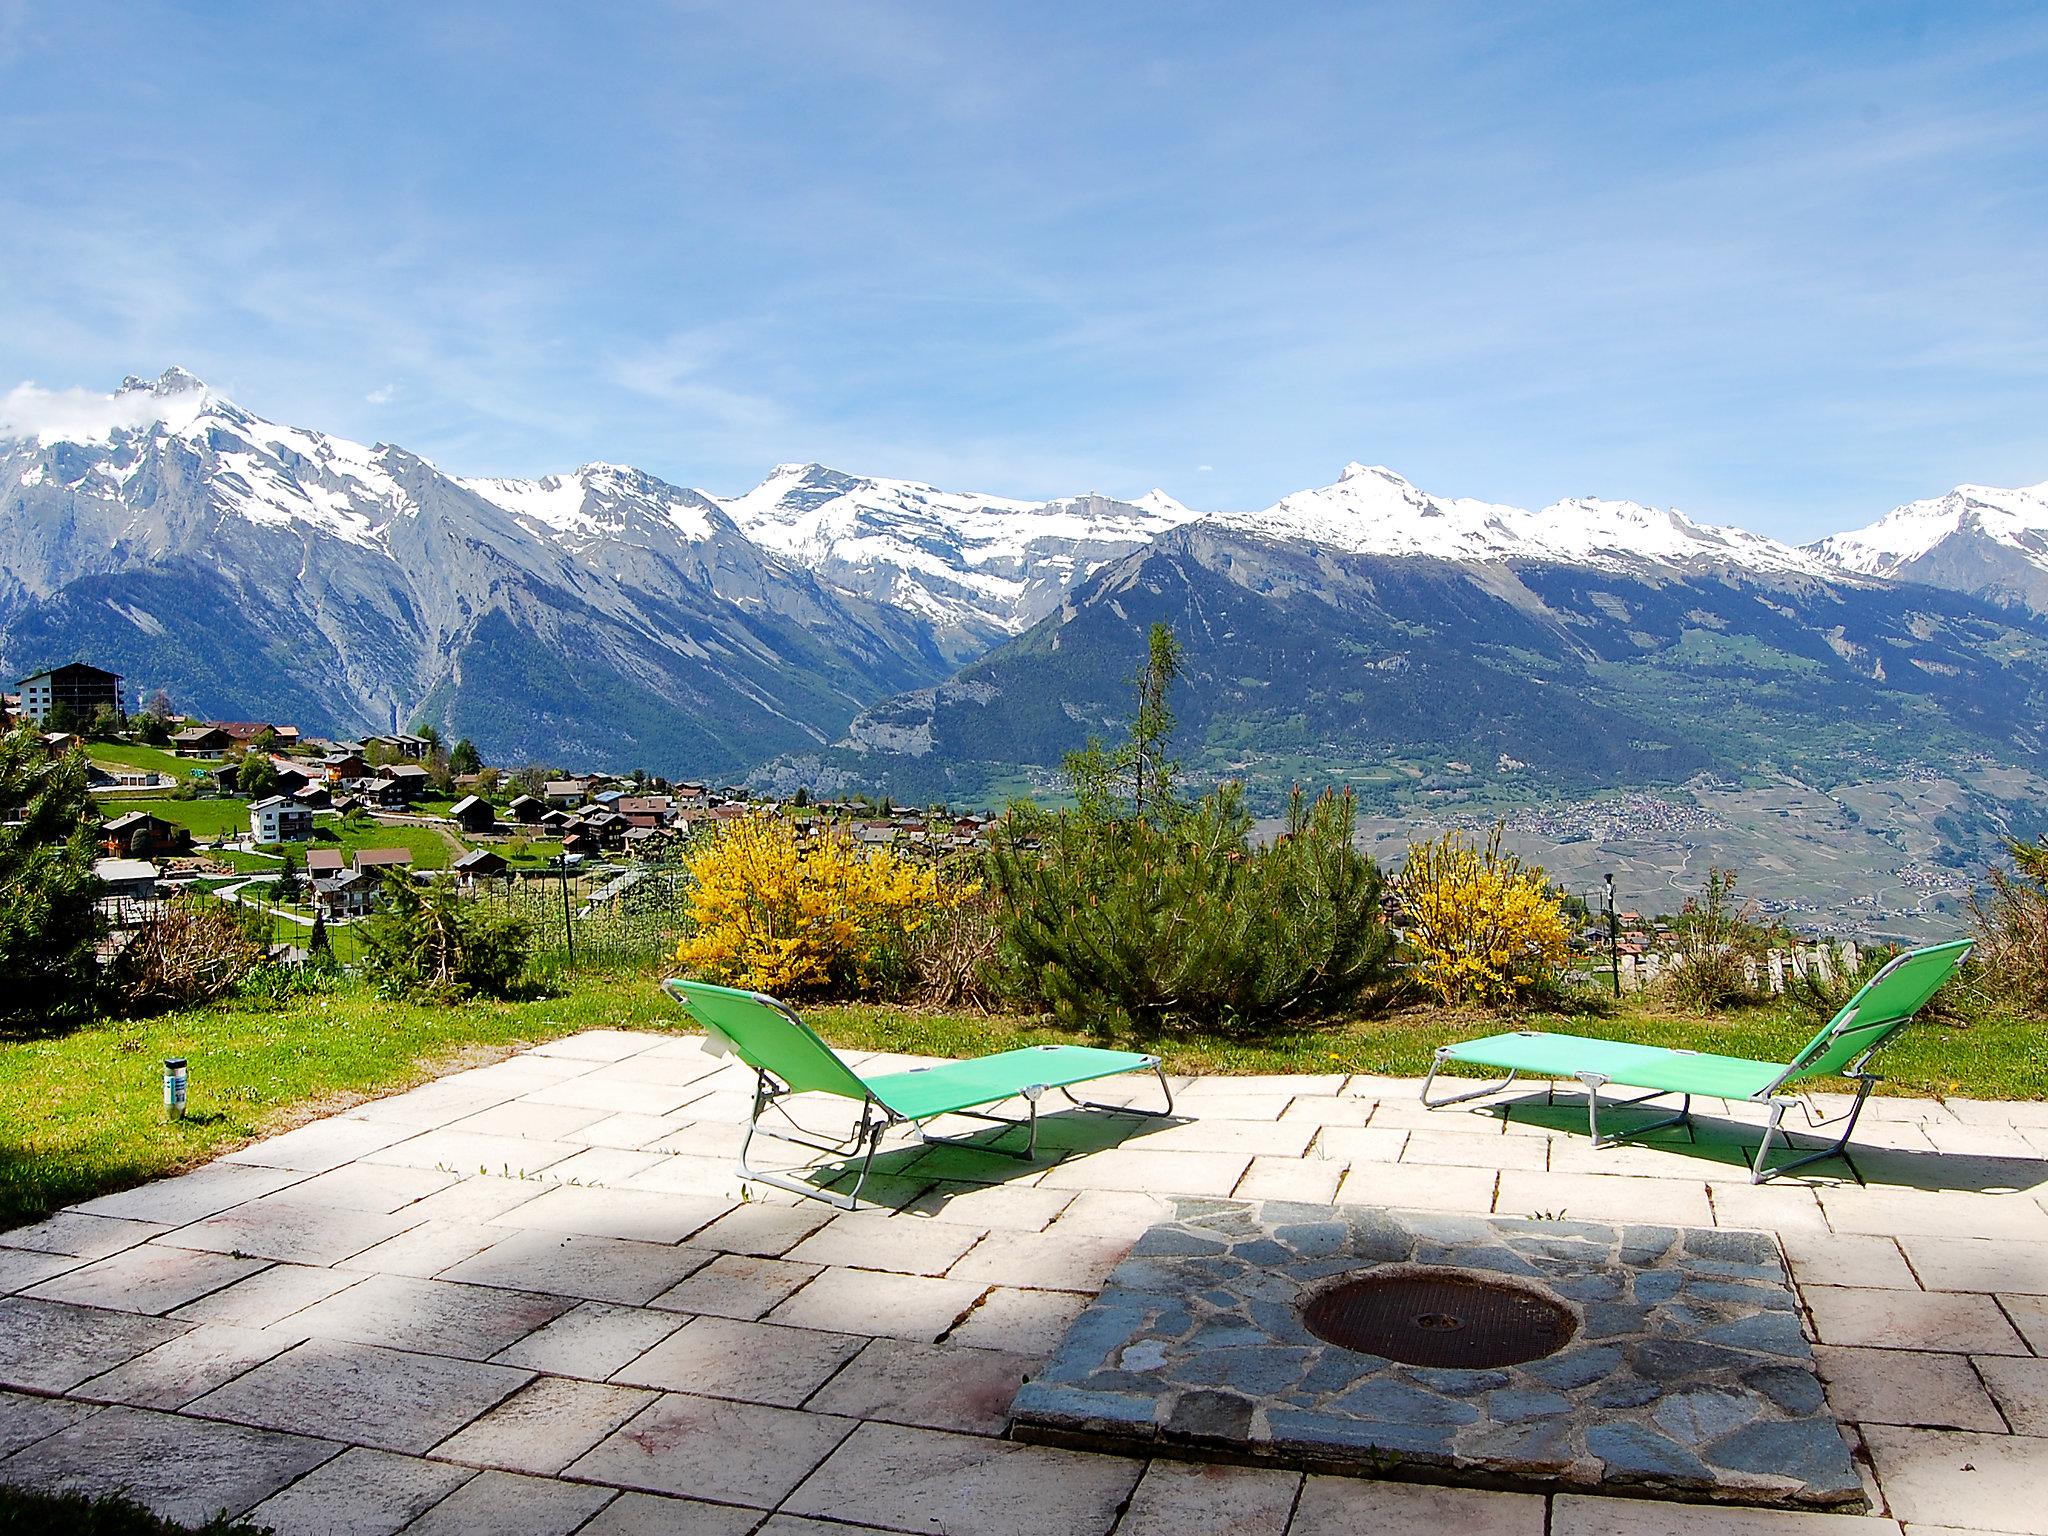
[1578,1074,1691,1149]
[1058,1064,1176,1119]
[1752,1076,1877,1184]
[735,1079,893,1210]
[1421,1049,1517,1108]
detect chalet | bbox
[614,796,674,830]
[447,795,495,833]
[17,663,122,726]
[266,758,316,795]
[580,810,628,848]
[383,763,431,799]
[100,811,187,859]
[41,731,81,758]
[249,796,313,843]
[561,829,599,858]
[305,849,345,879]
[543,779,588,807]
[452,848,508,881]
[94,856,160,900]
[171,726,231,755]
[359,777,409,808]
[330,794,363,818]
[313,870,377,919]
[673,781,709,809]
[708,803,748,823]
[352,847,415,874]
[322,754,370,784]
[507,794,544,824]
[208,722,301,750]
[539,808,575,832]
[360,732,432,761]
[292,782,333,811]
[853,821,897,845]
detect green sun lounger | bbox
[1421,939,1972,1182]
[663,979,1173,1208]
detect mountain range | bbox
[5,370,2048,812]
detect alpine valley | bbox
[8,370,2048,930]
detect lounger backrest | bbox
[662,979,871,1101]
[1773,939,1973,1088]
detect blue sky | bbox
[1,1,2044,539]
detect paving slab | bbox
[1811,1346,2005,1431]
[1334,1160,1498,1212]
[1038,1148,1251,1197]
[485,1183,732,1244]
[0,1294,189,1391]
[2000,1293,2048,1353]
[524,1078,702,1117]
[169,1261,364,1332]
[244,1445,472,1536]
[948,1227,1134,1292]
[528,1029,661,1062]
[620,1151,757,1199]
[432,1374,656,1475]
[613,1314,865,1405]
[397,1173,559,1225]
[164,1193,426,1266]
[493,1299,684,1378]
[282,1272,575,1359]
[1289,1474,1544,1535]
[439,1099,616,1141]
[334,1219,507,1279]
[806,1339,1037,1436]
[787,1211,985,1276]
[0,1388,102,1458]
[1115,1459,1301,1536]
[1864,1425,2048,1533]
[1804,1284,2030,1355]
[1974,1354,2048,1435]
[768,1266,984,1342]
[399,1468,614,1536]
[187,1336,532,1453]
[276,1161,462,1213]
[945,1287,1092,1358]
[1819,1188,2048,1242]
[1779,1232,1918,1291]
[75,1322,298,1410]
[441,1227,711,1304]
[0,1402,338,1526]
[1550,1494,1905,1532]
[674,1202,833,1259]
[23,1243,265,1315]
[565,1391,857,1507]
[784,1420,1140,1536]
[572,1111,698,1150]
[652,1253,821,1319]
[1900,1236,2048,1295]
[219,1115,419,1172]
[72,1162,309,1223]
[1495,1168,1714,1225]
[577,1490,762,1535]
[362,1128,586,1177]
[0,1246,87,1294]
[0,1210,171,1259]
[1235,1156,1347,1204]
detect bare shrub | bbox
[1970,839,2048,1015]
[118,897,265,1010]
[907,886,1005,1011]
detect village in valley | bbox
[7,660,997,957]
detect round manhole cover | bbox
[1302,1270,1576,1368]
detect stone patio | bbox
[0,1027,2039,1534]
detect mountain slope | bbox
[1809,479,2048,613]
[0,371,948,774]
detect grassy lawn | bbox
[86,740,221,778]
[101,795,252,839]
[311,818,458,870]
[3,973,2041,1231]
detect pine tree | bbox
[0,727,104,1026]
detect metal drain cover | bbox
[1302,1269,1576,1368]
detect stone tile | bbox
[756,1518,903,1536]
[0,1402,338,1526]
[1804,1285,2028,1355]
[0,1246,87,1294]
[23,1243,265,1315]
[947,1228,1133,1293]
[0,1294,188,1391]
[579,1491,761,1535]
[652,1253,821,1320]
[363,1128,585,1177]
[1314,1126,1414,1162]
[1038,1147,1250,1197]
[1976,1354,2048,1435]
[0,1210,170,1259]
[566,1391,856,1507]
[1901,1236,2048,1295]
[169,1261,363,1331]
[1278,1097,1380,1126]
[806,1338,1036,1436]
[1820,1188,2048,1242]
[1142,1118,1318,1157]
[540,1146,668,1185]
[1705,1178,1832,1233]
[679,1201,831,1257]
[1407,1127,1552,1170]
[1291,1475,1543,1535]
[401,1468,614,1536]
[784,1421,1139,1536]
[1551,1493,1904,1531]
[1234,1156,1345,1204]
[525,1078,702,1117]
[1812,1345,2005,1431]
[1047,1188,1176,1240]
[945,1287,1092,1357]
[574,1111,697,1150]
[620,1152,756,1200]
[440,1099,616,1141]
[188,1336,533,1453]
[282,1273,575,1359]
[335,1219,507,1279]
[164,1194,425,1265]
[400,1174,557,1225]
[767,1267,984,1342]
[433,1375,656,1474]
[2002,1293,2048,1354]
[0,1388,102,1458]
[345,1089,508,1130]
[787,1212,985,1276]
[72,1161,308,1223]
[1780,1231,1918,1291]
[1865,1425,2048,1533]
[76,1322,297,1409]
[493,1300,685,1378]
[487,1183,732,1244]
[269,1160,459,1214]
[1334,1159,1498,1213]
[219,1115,418,1172]
[584,1051,729,1088]
[442,1228,711,1305]
[1117,1460,1301,1536]
[1495,1169,1713,1226]
[613,1315,864,1405]
[528,1030,659,1061]
[245,1446,472,1536]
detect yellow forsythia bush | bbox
[1394,826,1570,1007]
[674,814,946,997]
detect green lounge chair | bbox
[1421,939,1972,1182]
[663,979,1173,1208]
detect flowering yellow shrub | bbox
[1394,826,1570,1007]
[674,815,947,997]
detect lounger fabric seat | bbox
[664,978,1170,1207]
[1424,939,1972,1182]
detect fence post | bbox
[1768,950,1785,994]
[1810,945,1833,985]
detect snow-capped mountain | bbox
[720,462,1200,659]
[0,371,948,773]
[1809,479,2048,613]
[1215,462,1830,576]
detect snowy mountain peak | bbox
[1807,477,2048,610]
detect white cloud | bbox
[365,383,399,405]
[1197,463,1214,473]
[0,379,204,444]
